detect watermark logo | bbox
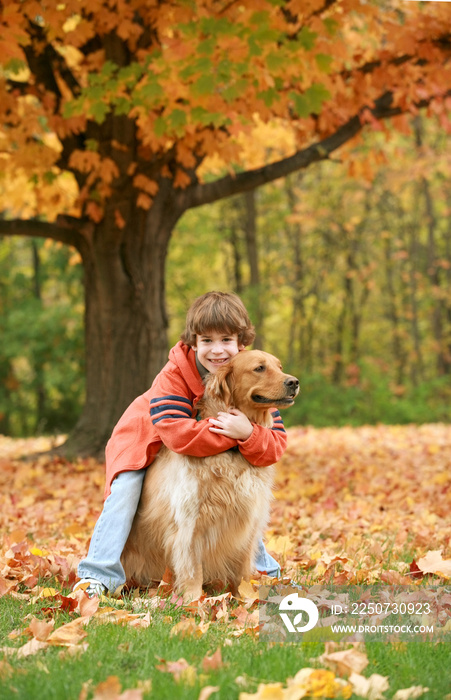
[259,584,449,644]
[278,592,319,633]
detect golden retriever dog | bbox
[121,350,299,600]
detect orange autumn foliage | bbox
[1,0,451,219]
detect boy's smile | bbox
[192,331,244,374]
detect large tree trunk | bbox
[61,184,185,459]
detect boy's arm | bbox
[236,410,288,466]
[150,372,237,456]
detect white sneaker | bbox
[73,578,107,598]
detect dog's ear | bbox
[208,364,234,406]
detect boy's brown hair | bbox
[181,291,255,347]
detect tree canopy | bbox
[1,0,451,456]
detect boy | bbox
[75,291,287,597]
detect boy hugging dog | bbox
[75,291,291,597]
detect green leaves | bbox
[306,83,331,113]
[56,1,328,135]
[290,83,331,118]
[4,57,27,75]
[192,73,215,97]
[315,53,333,73]
[298,26,318,51]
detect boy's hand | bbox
[208,408,253,441]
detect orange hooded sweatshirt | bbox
[104,341,287,498]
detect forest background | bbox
[2,113,451,439]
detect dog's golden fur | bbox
[121,350,299,600]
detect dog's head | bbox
[206,350,299,419]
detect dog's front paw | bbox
[180,585,203,603]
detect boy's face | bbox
[192,331,244,374]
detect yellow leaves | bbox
[173,168,192,189]
[348,672,389,700]
[199,686,220,700]
[1,426,450,686]
[240,682,284,700]
[132,174,159,196]
[29,547,49,557]
[136,193,153,210]
[69,151,100,173]
[92,607,152,629]
[239,644,429,700]
[156,657,197,685]
[133,174,159,209]
[69,151,119,183]
[68,151,120,217]
[416,550,451,579]
[291,669,352,699]
[273,424,451,586]
[201,648,224,673]
[170,617,210,639]
[239,669,352,700]
[237,579,260,603]
[316,646,369,677]
[35,586,59,598]
[0,0,449,223]
[0,587,156,660]
[155,647,223,690]
[1,611,88,657]
[85,201,104,223]
[199,116,296,178]
[46,616,89,646]
[266,535,295,557]
[81,675,150,700]
[114,209,126,229]
[0,4,30,63]
[26,617,55,642]
[392,688,430,700]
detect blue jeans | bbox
[78,469,281,592]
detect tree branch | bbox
[0,216,87,250]
[179,90,445,210]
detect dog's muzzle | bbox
[252,375,300,405]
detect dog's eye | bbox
[253,365,265,372]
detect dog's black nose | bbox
[284,377,299,392]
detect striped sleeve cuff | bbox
[271,410,286,432]
[150,395,193,424]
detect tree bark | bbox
[60,184,184,458]
[383,230,406,386]
[284,176,307,369]
[406,224,424,386]
[227,224,244,294]
[414,116,446,375]
[243,189,263,349]
[31,239,47,432]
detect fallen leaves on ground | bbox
[269,424,451,584]
[0,587,154,658]
[316,644,369,677]
[80,675,151,700]
[2,425,450,599]
[415,550,451,578]
[1,426,451,696]
[237,646,431,700]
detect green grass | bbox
[1,590,450,700]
